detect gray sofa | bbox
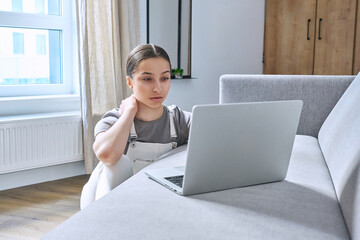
[43,73,360,240]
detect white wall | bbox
[148,0,178,68]
[139,0,147,44]
[140,0,265,111]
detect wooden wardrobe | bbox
[264,0,360,75]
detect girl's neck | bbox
[135,103,164,122]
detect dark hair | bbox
[126,44,171,79]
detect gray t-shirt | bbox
[94,105,192,154]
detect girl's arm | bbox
[93,95,138,165]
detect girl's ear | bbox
[126,76,133,90]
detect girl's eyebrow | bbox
[141,72,152,75]
[141,70,170,75]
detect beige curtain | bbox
[76,0,140,173]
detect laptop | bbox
[145,100,303,196]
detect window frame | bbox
[0,0,77,97]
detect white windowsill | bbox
[0,111,81,123]
[0,94,80,102]
[0,94,81,117]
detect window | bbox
[0,0,77,97]
[13,32,24,54]
[35,0,45,14]
[36,34,46,55]
[11,0,23,12]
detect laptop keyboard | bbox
[164,175,184,188]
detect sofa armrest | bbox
[220,74,354,137]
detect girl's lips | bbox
[150,97,163,102]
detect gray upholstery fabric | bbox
[318,72,360,240]
[220,74,354,137]
[42,137,349,240]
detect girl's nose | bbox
[153,81,161,92]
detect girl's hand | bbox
[119,94,138,117]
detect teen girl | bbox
[80,44,191,209]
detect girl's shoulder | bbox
[93,108,120,137]
[166,105,192,127]
[165,105,192,145]
[167,104,190,116]
[102,108,120,119]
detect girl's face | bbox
[127,57,171,110]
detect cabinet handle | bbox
[307,19,311,40]
[318,18,322,40]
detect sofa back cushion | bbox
[318,72,360,239]
[220,74,353,137]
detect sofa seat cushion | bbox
[42,136,349,240]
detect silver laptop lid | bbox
[182,100,303,195]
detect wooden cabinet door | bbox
[264,0,316,74]
[314,0,357,75]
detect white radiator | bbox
[0,112,83,174]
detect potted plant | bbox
[172,68,184,79]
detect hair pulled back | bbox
[126,44,171,79]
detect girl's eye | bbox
[143,78,152,81]
[162,77,169,81]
